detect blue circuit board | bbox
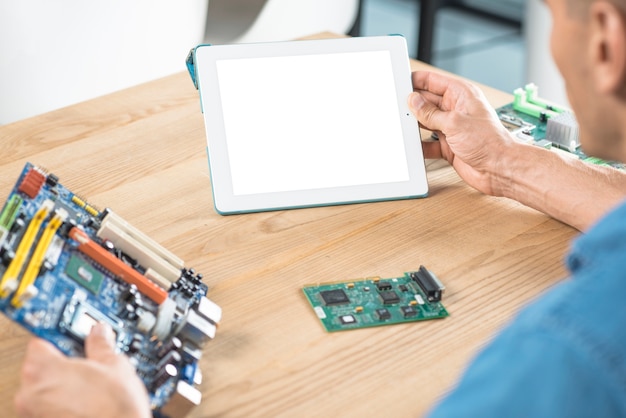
[0,163,222,418]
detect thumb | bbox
[85,322,118,364]
[408,92,446,133]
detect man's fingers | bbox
[409,92,447,134]
[411,71,458,96]
[422,141,443,160]
[85,323,118,364]
[21,338,64,381]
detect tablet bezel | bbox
[192,36,428,215]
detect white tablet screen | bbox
[215,50,410,196]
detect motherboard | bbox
[496,83,624,170]
[0,163,221,418]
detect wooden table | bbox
[0,33,577,417]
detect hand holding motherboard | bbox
[0,163,222,418]
[15,322,151,418]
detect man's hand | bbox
[409,70,515,197]
[15,323,151,418]
[409,70,626,231]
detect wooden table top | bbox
[0,33,577,418]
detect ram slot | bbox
[11,208,68,307]
[69,227,168,305]
[98,211,184,285]
[0,194,23,230]
[0,200,53,298]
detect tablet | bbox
[188,35,428,215]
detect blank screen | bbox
[215,50,410,196]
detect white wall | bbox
[235,0,359,43]
[0,1,208,125]
[524,0,568,106]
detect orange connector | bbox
[69,227,168,305]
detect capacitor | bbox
[1,249,15,267]
[120,284,139,303]
[156,350,182,371]
[157,337,182,358]
[128,334,143,353]
[10,217,25,233]
[151,363,178,391]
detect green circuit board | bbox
[303,267,448,332]
[495,84,624,170]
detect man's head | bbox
[546,0,626,161]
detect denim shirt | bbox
[427,200,626,418]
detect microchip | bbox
[376,281,392,291]
[399,284,408,292]
[340,314,356,325]
[401,306,417,318]
[320,289,350,306]
[376,308,391,320]
[65,254,104,294]
[379,290,400,305]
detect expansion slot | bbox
[97,220,181,286]
[69,227,168,304]
[0,200,53,297]
[513,87,559,121]
[99,210,184,271]
[11,209,68,307]
[524,83,568,113]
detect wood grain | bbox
[0,33,577,417]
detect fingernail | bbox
[92,322,116,347]
[409,92,425,109]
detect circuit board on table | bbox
[495,83,624,170]
[0,162,222,418]
[303,267,448,332]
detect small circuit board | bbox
[303,267,448,332]
[0,163,222,418]
[495,83,624,170]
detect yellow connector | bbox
[85,205,99,217]
[71,195,86,208]
[0,200,53,298]
[11,208,67,307]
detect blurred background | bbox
[0,0,566,125]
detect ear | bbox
[589,1,626,94]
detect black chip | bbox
[376,308,391,320]
[320,289,350,306]
[401,306,417,318]
[376,281,392,291]
[379,290,400,305]
[45,173,59,187]
[399,285,408,292]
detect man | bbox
[14,0,626,416]
[411,0,626,416]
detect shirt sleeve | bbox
[426,322,622,418]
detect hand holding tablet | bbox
[187,36,428,214]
